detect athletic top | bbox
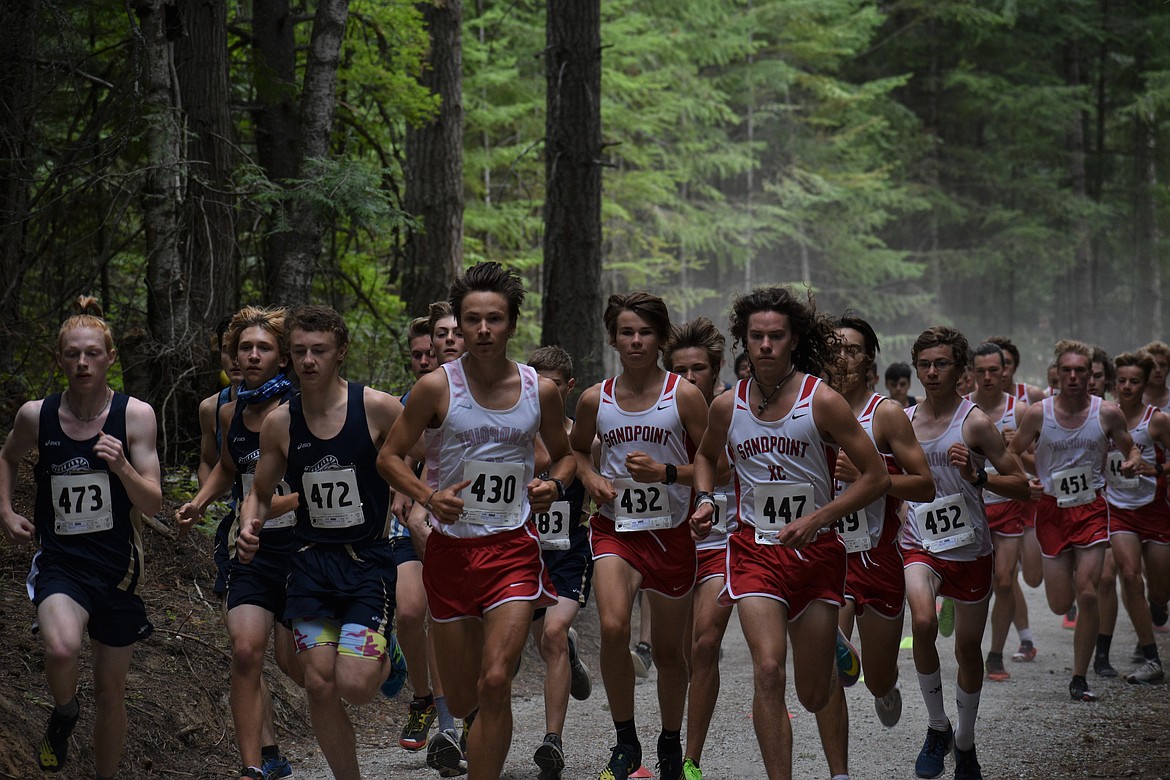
[426,356,541,539]
[964,391,1018,506]
[33,392,143,588]
[728,375,835,533]
[1034,396,1107,496]
[835,393,902,549]
[596,372,693,529]
[1015,382,1030,405]
[902,399,992,561]
[286,382,390,545]
[1104,405,1163,510]
[226,390,297,554]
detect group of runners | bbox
[1,267,1168,780]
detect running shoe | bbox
[682,758,702,780]
[874,682,902,728]
[657,732,683,780]
[631,642,653,679]
[953,744,983,780]
[1062,605,1077,630]
[260,755,293,779]
[835,627,861,687]
[1093,654,1118,678]
[599,744,642,780]
[914,724,953,779]
[37,698,79,773]
[380,634,409,699]
[426,729,467,777]
[938,598,955,638]
[1069,676,1098,702]
[985,653,1010,682]
[239,769,264,780]
[399,697,437,751]
[1011,641,1037,662]
[568,627,592,701]
[534,733,566,780]
[1127,658,1165,685]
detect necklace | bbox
[755,367,797,414]
[64,387,113,423]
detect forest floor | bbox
[2,456,1169,779]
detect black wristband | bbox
[546,477,567,499]
[1156,463,1164,477]
[664,463,678,485]
[972,467,988,488]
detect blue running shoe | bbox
[261,755,293,779]
[915,724,953,779]
[380,633,409,699]
[835,628,861,687]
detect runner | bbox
[1009,339,1141,702]
[986,336,1046,404]
[815,314,935,780]
[663,317,736,780]
[378,262,574,780]
[884,362,916,408]
[900,327,1029,780]
[689,287,890,780]
[0,297,162,779]
[236,305,403,780]
[1141,341,1170,411]
[965,342,1031,683]
[527,345,595,780]
[1099,351,1168,684]
[570,292,708,780]
[175,306,301,780]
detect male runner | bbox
[1009,339,1141,702]
[690,288,890,780]
[885,362,916,408]
[1141,341,1170,411]
[237,305,403,780]
[570,292,709,780]
[901,328,1029,780]
[0,298,162,779]
[379,262,575,780]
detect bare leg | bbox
[91,641,135,779]
[738,596,792,780]
[684,576,733,765]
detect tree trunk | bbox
[174,0,238,387]
[252,0,300,301]
[543,0,603,394]
[1133,63,1161,338]
[128,0,194,462]
[266,0,349,306]
[1064,42,1093,339]
[0,0,40,387]
[402,0,464,316]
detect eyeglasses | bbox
[915,359,955,372]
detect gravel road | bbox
[292,579,1170,779]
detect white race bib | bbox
[1104,451,1139,491]
[613,479,673,532]
[753,482,814,546]
[915,493,975,553]
[1051,465,1095,508]
[51,472,113,535]
[303,468,364,528]
[241,473,296,529]
[460,460,524,525]
[536,500,571,550]
[710,494,729,536]
[835,509,871,553]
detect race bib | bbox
[915,493,974,553]
[241,473,296,529]
[613,479,673,532]
[753,482,813,546]
[710,494,729,536]
[536,500,571,550]
[1051,465,1095,508]
[1104,451,1139,491]
[303,468,364,528]
[51,471,113,535]
[835,509,871,553]
[461,460,524,525]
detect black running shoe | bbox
[1069,675,1099,702]
[656,732,683,780]
[37,699,79,773]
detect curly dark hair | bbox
[729,287,838,377]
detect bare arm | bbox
[873,399,935,503]
[176,401,239,533]
[569,384,616,506]
[688,392,733,539]
[196,393,220,487]
[962,409,1029,501]
[100,398,162,518]
[1100,402,1140,474]
[237,406,290,563]
[0,401,41,543]
[527,378,577,514]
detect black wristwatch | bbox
[664,463,678,485]
[546,477,567,499]
[1155,463,1164,477]
[972,467,988,488]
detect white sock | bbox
[916,668,949,731]
[1018,628,1034,644]
[954,685,981,751]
